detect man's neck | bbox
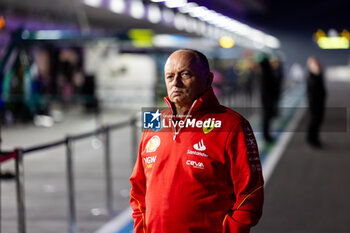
[174,104,191,117]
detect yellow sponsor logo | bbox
[203,125,214,134]
[146,136,160,153]
[202,118,217,134]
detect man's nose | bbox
[173,74,183,87]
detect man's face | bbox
[164,51,211,107]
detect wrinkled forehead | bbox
[164,51,202,73]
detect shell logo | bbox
[146,136,160,153]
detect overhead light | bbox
[130,0,145,19]
[178,2,198,13]
[213,27,222,39]
[84,0,102,7]
[193,19,202,35]
[253,41,264,49]
[153,34,187,47]
[189,6,209,18]
[250,29,264,43]
[220,36,235,48]
[148,4,161,23]
[162,8,175,24]
[234,24,251,36]
[265,36,280,48]
[212,15,229,28]
[198,21,207,35]
[207,25,215,38]
[185,17,196,33]
[149,0,279,49]
[35,30,63,40]
[109,0,125,14]
[328,28,338,37]
[317,37,349,49]
[165,0,187,8]
[200,10,218,22]
[174,13,187,31]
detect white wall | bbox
[85,44,157,109]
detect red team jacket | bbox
[130,88,264,233]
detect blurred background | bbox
[0,0,349,232]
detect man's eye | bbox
[181,72,191,78]
[166,75,174,79]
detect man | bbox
[305,56,326,147]
[130,49,264,233]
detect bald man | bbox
[130,49,264,233]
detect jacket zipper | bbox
[166,99,198,141]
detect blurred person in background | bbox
[258,54,276,142]
[306,56,327,148]
[130,49,264,233]
[211,69,225,99]
[269,55,284,117]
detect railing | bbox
[0,116,138,233]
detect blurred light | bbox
[314,29,326,39]
[145,0,279,49]
[191,18,199,33]
[130,0,145,19]
[128,29,154,47]
[189,6,208,18]
[212,15,229,27]
[234,24,251,36]
[213,27,221,39]
[109,0,125,14]
[200,10,219,22]
[220,36,234,48]
[162,8,175,24]
[174,13,186,31]
[185,16,196,33]
[265,35,280,48]
[340,29,350,39]
[250,29,264,44]
[253,41,264,49]
[21,30,30,39]
[165,0,187,8]
[153,34,187,47]
[0,16,5,30]
[317,37,349,49]
[219,29,226,39]
[148,4,161,23]
[35,30,63,40]
[328,28,338,37]
[193,19,202,35]
[208,25,216,38]
[84,0,102,7]
[178,2,198,13]
[153,34,216,48]
[198,21,207,35]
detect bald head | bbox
[167,49,210,74]
[164,49,213,112]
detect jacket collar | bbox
[164,87,220,118]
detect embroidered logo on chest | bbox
[146,135,160,153]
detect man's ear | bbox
[206,72,214,87]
